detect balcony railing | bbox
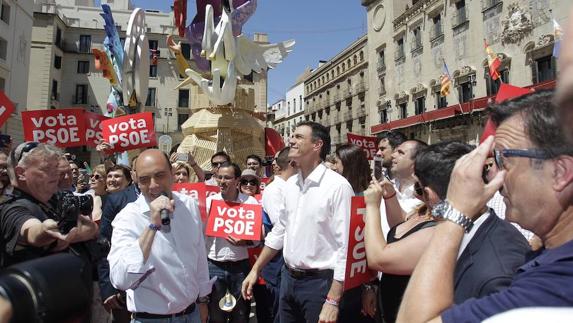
[394,48,405,62]
[451,7,469,28]
[343,88,352,99]
[355,82,366,94]
[343,111,353,121]
[481,0,502,11]
[377,59,386,74]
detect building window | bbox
[377,49,385,73]
[533,55,556,83]
[485,69,509,96]
[452,0,468,28]
[120,37,125,47]
[379,109,388,124]
[411,26,422,51]
[149,39,158,50]
[77,60,89,74]
[0,77,5,91]
[178,89,189,107]
[435,90,448,108]
[299,95,302,111]
[414,96,426,115]
[178,113,189,128]
[79,35,91,53]
[54,55,62,69]
[399,102,407,119]
[75,84,88,104]
[51,80,58,101]
[431,14,443,40]
[55,27,62,48]
[1,3,10,24]
[145,88,156,106]
[0,37,6,60]
[395,38,405,60]
[458,81,474,103]
[149,64,158,77]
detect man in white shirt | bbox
[375,131,407,179]
[108,149,211,322]
[260,147,297,322]
[242,121,354,323]
[205,162,258,323]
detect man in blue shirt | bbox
[397,90,573,323]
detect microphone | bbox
[160,192,171,226]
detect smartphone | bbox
[177,153,188,162]
[373,156,383,181]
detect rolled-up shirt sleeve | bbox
[332,183,354,282]
[192,201,212,297]
[107,206,152,291]
[264,193,286,251]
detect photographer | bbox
[0,142,97,267]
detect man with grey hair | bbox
[0,142,97,267]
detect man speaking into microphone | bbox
[108,149,211,322]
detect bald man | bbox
[107,149,211,322]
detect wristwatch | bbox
[431,201,474,233]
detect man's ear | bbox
[14,166,25,181]
[553,155,573,192]
[313,138,324,154]
[424,186,441,206]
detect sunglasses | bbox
[11,142,40,166]
[240,179,258,186]
[493,148,553,171]
[211,162,225,168]
[91,174,103,181]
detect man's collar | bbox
[297,163,327,186]
[519,238,573,272]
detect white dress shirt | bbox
[487,191,534,241]
[261,176,287,225]
[205,192,259,262]
[108,192,211,314]
[265,163,354,282]
[457,210,490,259]
[379,180,423,237]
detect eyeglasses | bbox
[414,181,424,197]
[493,148,553,171]
[11,142,40,166]
[240,179,258,186]
[246,162,260,166]
[211,162,225,168]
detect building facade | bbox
[303,35,369,151]
[361,0,565,143]
[27,0,267,164]
[0,0,34,143]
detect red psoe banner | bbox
[205,200,262,241]
[84,112,110,147]
[344,196,377,291]
[22,109,86,147]
[0,91,15,128]
[259,177,270,193]
[347,133,378,160]
[172,183,219,222]
[101,112,156,153]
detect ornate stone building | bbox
[303,35,369,150]
[361,0,566,143]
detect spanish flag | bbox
[484,39,501,80]
[440,61,452,97]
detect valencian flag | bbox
[440,61,452,97]
[553,18,563,58]
[485,39,501,80]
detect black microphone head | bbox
[160,191,171,226]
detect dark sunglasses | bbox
[211,162,225,168]
[414,181,424,197]
[91,174,103,180]
[493,148,553,171]
[11,142,40,166]
[240,179,258,186]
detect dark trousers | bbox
[208,259,251,323]
[278,266,333,323]
[338,286,377,323]
[265,280,281,323]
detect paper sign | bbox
[0,91,15,128]
[347,133,378,160]
[172,182,219,222]
[84,112,110,147]
[205,200,262,241]
[344,196,377,291]
[22,109,86,147]
[101,112,156,152]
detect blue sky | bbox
[131,0,367,105]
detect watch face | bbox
[431,201,447,218]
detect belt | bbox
[285,265,333,279]
[132,303,196,319]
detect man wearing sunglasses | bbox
[205,151,231,186]
[399,90,573,322]
[0,142,97,267]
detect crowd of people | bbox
[1,10,573,322]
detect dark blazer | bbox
[454,210,530,304]
[97,184,139,300]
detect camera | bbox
[57,192,94,234]
[0,253,92,322]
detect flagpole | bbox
[442,57,466,115]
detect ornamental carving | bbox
[410,83,427,95]
[537,34,555,47]
[459,65,475,77]
[500,3,533,45]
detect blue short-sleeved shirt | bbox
[442,239,573,323]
